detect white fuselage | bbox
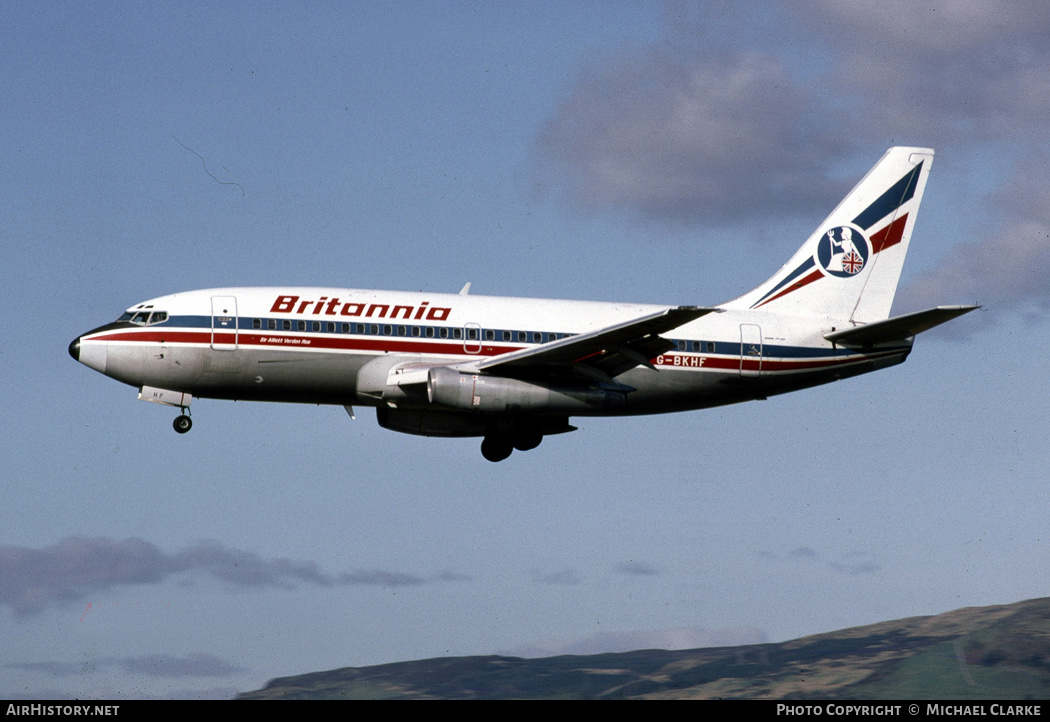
[71,286,910,420]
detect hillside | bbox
[238,597,1050,699]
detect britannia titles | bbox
[269,295,451,321]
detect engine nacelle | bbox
[427,366,624,413]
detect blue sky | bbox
[3,1,1050,698]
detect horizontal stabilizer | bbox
[824,305,979,347]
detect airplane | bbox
[69,146,977,461]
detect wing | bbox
[380,305,719,398]
[464,305,719,386]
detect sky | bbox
[3,1,1050,699]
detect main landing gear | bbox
[480,428,543,462]
[173,409,192,434]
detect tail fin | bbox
[725,147,934,322]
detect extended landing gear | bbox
[173,411,192,434]
[481,435,513,462]
[480,428,544,462]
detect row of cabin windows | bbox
[250,317,571,344]
[682,339,717,354]
[249,317,717,354]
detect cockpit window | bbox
[122,310,169,325]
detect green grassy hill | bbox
[238,597,1050,699]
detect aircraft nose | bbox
[69,328,108,373]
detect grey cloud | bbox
[794,1,1050,143]
[116,653,245,678]
[537,46,852,225]
[7,661,89,679]
[9,653,244,679]
[532,568,581,586]
[614,561,660,576]
[0,536,469,618]
[337,570,425,587]
[788,546,819,560]
[538,2,1050,222]
[0,537,176,617]
[896,156,1050,332]
[766,546,880,576]
[828,560,882,577]
[171,540,333,589]
[336,569,471,587]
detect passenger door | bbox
[739,323,762,377]
[210,295,239,351]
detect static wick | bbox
[171,135,245,196]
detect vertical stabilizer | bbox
[724,147,934,322]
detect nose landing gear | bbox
[173,409,192,434]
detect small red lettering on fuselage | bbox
[269,295,451,321]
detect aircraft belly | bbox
[110,344,366,404]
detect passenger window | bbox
[283,320,291,331]
[253,318,262,330]
[426,327,435,338]
[412,326,421,337]
[297,321,306,331]
[707,342,715,353]
[268,319,277,330]
[383,325,392,336]
[485,329,495,341]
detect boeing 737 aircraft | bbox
[70,147,976,461]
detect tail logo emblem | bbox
[817,226,870,277]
